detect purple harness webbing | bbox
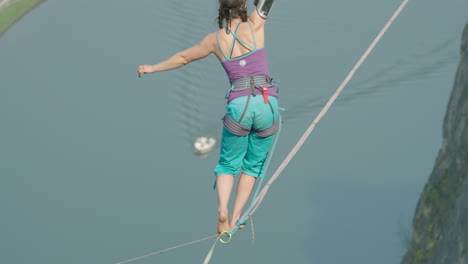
[223,114,279,137]
[227,86,278,104]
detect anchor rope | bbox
[115,234,219,264]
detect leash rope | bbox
[227,115,282,237]
[116,1,409,263]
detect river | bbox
[1,0,467,263]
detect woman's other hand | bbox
[137,65,152,78]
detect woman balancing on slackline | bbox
[137,0,278,234]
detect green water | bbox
[1,0,467,263]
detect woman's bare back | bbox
[213,17,266,61]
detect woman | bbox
[137,0,277,234]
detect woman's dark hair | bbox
[218,0,247,33]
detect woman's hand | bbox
[137,65,152,78]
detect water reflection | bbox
[282,36,459,122]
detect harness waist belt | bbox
[227,75,278,103]
[223,75,279,137]
[231,75,273,90]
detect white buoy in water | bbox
[194,137,217,158]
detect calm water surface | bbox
[1,0,467,263]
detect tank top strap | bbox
[216,22,257,60]
[228,23,256,57]
[246,21,257,49]
[227,22,243,59]
[215,31,229,60]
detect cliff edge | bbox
[401,22,468,264]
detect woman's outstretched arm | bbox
[138,33,216,78]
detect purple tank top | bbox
[220,48,270,83]
[216,22,276,102]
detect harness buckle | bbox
[250,76,256,96]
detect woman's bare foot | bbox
[218,213,230,234]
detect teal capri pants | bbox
[214,95,280,177]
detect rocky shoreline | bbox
[401,21,468,264]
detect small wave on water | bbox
[281,36,459,122]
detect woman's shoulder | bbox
[197,32,218,52]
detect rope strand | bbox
[115,234,219,264]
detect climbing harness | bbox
[223,75,279,137]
